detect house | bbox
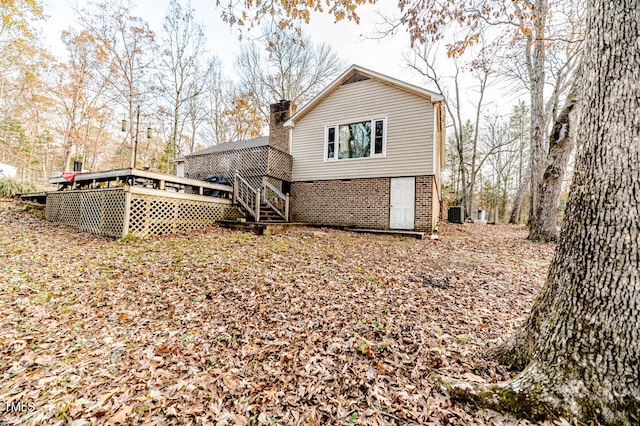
[0,162,17,178]
[286,65,445,232]
[182,64,446,233]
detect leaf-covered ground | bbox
[0,199,558,425]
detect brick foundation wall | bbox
[432,177,441,230]
[415,175,436,233]
[290,178,390,229]
[290,175,437,232]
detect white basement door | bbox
[390,177,415,229]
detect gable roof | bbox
[185,136,269,157]
[284,64,444,127]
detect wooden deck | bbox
[48,168,232,196]
[18,192,47,206]
[44,186,240,239]
[37,168,239,238]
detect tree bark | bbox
[526,0,548,238]
[449,1,640,422]
[508,167,530,224]
[527,77,580,242]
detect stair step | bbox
[236,201,286,223]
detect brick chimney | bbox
[269,100,296,154]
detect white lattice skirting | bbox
[45,187,241,238]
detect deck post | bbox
[233,173,238,203]
[255,190,261,223]
[122,189,131,238]
[285,193,290,222]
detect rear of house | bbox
[179,64,445,233]
[286,65,445,233]
[38,65,445,239]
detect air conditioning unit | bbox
[448,206,464,224]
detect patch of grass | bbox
[353,333,373,357]
[120,234,142,243]
[371,319,386,334]
[0,177,42,198]
[343,412,358,426]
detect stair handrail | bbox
[261,177,289,221]
[235,172,260,222]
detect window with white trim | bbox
[325,118,386,160]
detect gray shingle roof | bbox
[186,136,269,157]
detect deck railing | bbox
[234,173,260,221]
[262,177,289,221]
[48,168,233,197]
[233,173,289,222]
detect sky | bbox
[36,0,524,116]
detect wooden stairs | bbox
[217,173,291,234]
[236,202,287,223]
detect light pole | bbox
[121,105,151,169]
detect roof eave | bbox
[286,64,445,126]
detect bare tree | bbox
[528,73,581,241]
[235,28,344,120]
[76,0,156,169]
[52,29,109,171]
[159,0,208,159]
[482,115,519,222]
[406,42,493,219]
[198,58,234,146]
[385,0,585,239]
[507,101,531,224]
[490,1,583,238]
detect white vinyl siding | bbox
[291,79,435,182]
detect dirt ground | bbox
[0,199,558,425]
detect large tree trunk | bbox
[527,0,547,239]
[457,145,469,219]
[449,1,640,422]
[508,168,530,224]
[63,146,73,173]
[527,78,580,242]
[466,178,475,222]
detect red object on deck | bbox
[61,171,88,183]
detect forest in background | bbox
[0,0,582,229]
[0,0,343,179]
